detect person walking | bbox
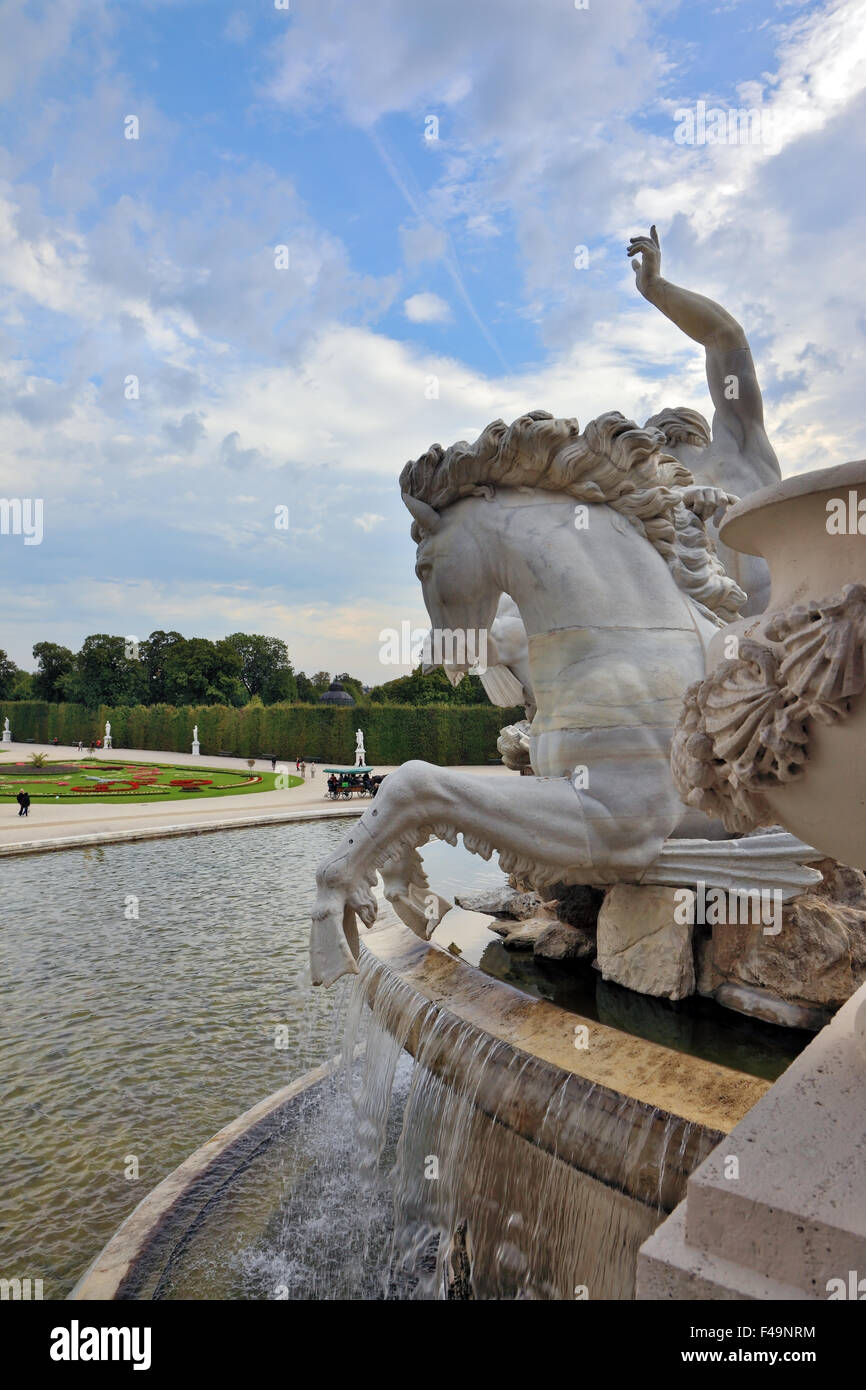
[16,789,30,817]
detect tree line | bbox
[0,632,492,709]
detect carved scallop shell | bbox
[670,584,866,832]
[766,583,866,710]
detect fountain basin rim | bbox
[361,918,769,1135]
[69,1057,342,1301]
[720,458,866,557]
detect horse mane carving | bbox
[643,405,711,449]
[399,408,745,627]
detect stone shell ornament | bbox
[672,460,866,866]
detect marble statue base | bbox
[1,730,11,744]
[191,741,200,756]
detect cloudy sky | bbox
[1,0,865,681]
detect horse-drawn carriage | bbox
[323,766,384,800]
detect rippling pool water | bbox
[0,818,507,1298]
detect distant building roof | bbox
[319,679,355,706]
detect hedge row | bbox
[0,700,524,766]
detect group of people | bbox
[268,756,314,778]
[326,770,382,799]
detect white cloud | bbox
[0,577,431,684]
[354,512,386,532]
[404,291,452,324]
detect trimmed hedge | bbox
[0,700,524,766]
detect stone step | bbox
[681,984,866,1292]
[638,1202,816,1301]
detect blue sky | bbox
[1,0,865,680]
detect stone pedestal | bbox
[1,729,10,744]
[104,736,112,749]
[637,979,866,1299]
[191,740,200,756]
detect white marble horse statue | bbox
[310,409,818,987]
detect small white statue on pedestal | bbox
[104,720,112,749]
[354,729,366,767]
[2,716,11,744]
[192,724,200,756]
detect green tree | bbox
[368,666,490,706]
[162,637,245,706]
[296,670,330,701]
[9,668,33,700]
[32,642,76,701]
[140,630,185,704]
[0,649,22,700]
[59,635,149,707]
[224,633,298,703]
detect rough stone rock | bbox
[533,921,596,963]
[596,885,695,1001]
[486,920,511,938]
[694,928,720,998]
[455,887,540,919]
[813,857,866,908]
[548,883,605,933]
[708,857,866,1011]
[502,915,556,950]
[714,983,830,1032]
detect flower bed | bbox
[1,759,272,799]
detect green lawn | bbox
[0,758,304,804]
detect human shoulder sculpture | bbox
[627,225,782,616]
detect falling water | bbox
[155,947,721,1300]
[333,951,719,1301]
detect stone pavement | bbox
[0,743,510,855]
